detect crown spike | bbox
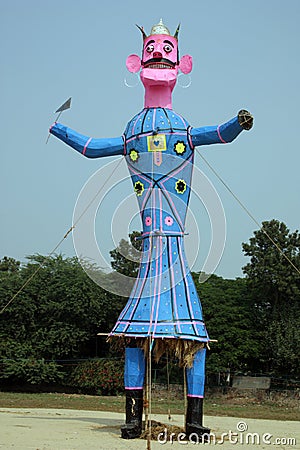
[174,23,180,39]
[136,24,147,40]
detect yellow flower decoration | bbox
[174,141,186,155]
[129,149,139,162]
[175,179,187,194]
[134,181,144,196]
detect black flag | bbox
[46,97,72,144]
[55,97,72,113]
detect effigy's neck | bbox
[143,85,173,109]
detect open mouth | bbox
[143,58,176,69]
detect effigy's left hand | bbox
[238,109,254,130]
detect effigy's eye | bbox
[146,44,154,53]
[163,44,172,53]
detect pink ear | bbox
[126,54,141,73]
[179,55,193,74]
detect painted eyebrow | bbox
[163,39,174,48]
[144,39,155,48]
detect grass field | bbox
[0,391,299,421]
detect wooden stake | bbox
[144,348,149,431]
[183,367,187,428]
[146,337,152,450]
[166,351,171,421]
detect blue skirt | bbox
[110,234,209,343]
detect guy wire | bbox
[0,156,125,315]
[196,150,300,277]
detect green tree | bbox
[242,220,300,319]
[0,256,20,273]
[194,274,261,373]
[104,232,143,321]
[242,220,300,374]
[110,231,142,277]
[0,254,121,384]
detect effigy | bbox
[49,19,253,441]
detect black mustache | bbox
[142,58,176,68]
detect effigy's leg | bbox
[185,347,210,442]
[121,346,145,439]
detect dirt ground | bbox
[0,408,299,449]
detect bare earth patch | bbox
[0,408,299,449]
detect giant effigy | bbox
[50,19,253,441]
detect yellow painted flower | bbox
[129,149,139,162]
[174,141,186,155]
[134,181,144,196]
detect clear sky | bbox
[1,0,300,279]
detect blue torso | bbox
[124,108,194,237]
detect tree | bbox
[110,231,142,277]
[0,254,122,384]
[242,220,300,319]
[194,274,261,373]
[265,316,300,375]
[242,220,300,374]
[0,256,20,273]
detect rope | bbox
[166,351,172,421]
[196,150,300,277]
[0,157,125,315]
[0,229,72,315]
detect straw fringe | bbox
[108,336,206,368]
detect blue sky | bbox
[1,0,299,279]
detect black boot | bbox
[121,389,143,439]
[186,397,210,443]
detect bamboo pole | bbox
[146,232,154,450]
[183,367,187,428]
[144,342,149,431]
[146,337,152,450]
[166,351,171,421]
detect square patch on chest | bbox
[147,134,167,152]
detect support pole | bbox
[183,367,187,428]
[144,348,149,430]
[166,351,171,421]
[146,337,152,450]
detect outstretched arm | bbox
[49,123,125,158]
[190,110,253,147]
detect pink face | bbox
[142,35,178,69]
[126,35,193,78]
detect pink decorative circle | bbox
[164,216,174,226]
[145,216,152,226]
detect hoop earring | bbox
[178,73,192,89]
[124,72,139,88]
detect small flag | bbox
[55,97,72,113]
[46,97,72,144]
